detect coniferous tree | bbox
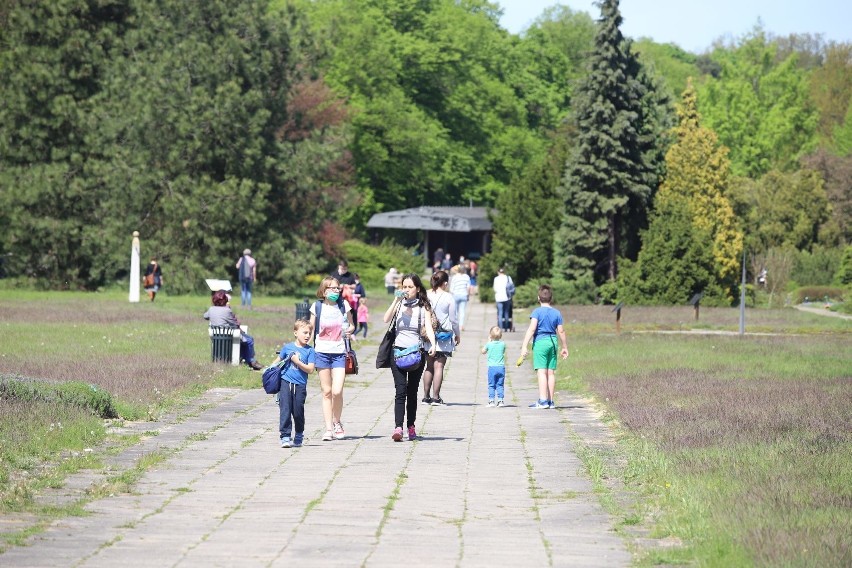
[621,80,743,305]
[552,0,658,284]
[481,127,571,286]
[661,81,743,295]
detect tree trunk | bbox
[607,213,619,281]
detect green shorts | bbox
[532,336,559,370]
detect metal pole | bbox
[739,250,746,336]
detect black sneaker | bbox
[431,398,444,406]
[422,397,432,405]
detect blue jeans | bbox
[454,295,468,328]
[487,366,505,400]
[240,333,256,364]
[279,381,307,439]
[496,301,510,330]
[240,279,253,307]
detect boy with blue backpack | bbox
[519,284,569,409]
[271,318,316,448]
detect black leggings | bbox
[390,355,425,428]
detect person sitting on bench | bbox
[204,290,262,370]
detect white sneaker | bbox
[321,430,333,441]
[333,422,345,440]
[496,400,505,407]
[487,400,495,408]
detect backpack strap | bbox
[313,300,322,346]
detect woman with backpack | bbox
[309,276,355,442]
[421,270,460,406]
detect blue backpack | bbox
[261,358,291,395]
[506,277,516,299]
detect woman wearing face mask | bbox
[310,276,356,442]
[383,273,437,442]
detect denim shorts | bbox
[315,351,346,369]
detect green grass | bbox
[557,331,852,567]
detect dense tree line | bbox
[1,0,849,300]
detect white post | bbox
[129,231,140,303]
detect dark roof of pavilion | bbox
[366,206,492,232]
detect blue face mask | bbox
[327,292,340,302]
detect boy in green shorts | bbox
[519,284,569,409]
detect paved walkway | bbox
[2,299,630,567]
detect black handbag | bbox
[375,303,401,369]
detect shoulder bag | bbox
[344,336,358,375]
[261,358,291,395]
[393,308,423,370]
[375,302,401,369]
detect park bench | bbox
[208,325,248,365]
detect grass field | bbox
[1,290,850,565]
[553,309,852,567]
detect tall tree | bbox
[0,0,355,291]
[0,0,133,285]
[732,169,831,253]
[699,27,819,177]
[481,126,572,285]
[297,0,543,220]
[808,42,852,143]
[800,148,852,244]
[654,81,743,298]
[552,0,660,283]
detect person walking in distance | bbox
[143,258,163,302]
[519,284,569,409]
[310,277,355,442]
[383,273,437,441]
[236,249,256,309]
[355,298,369,338]
[492,267,511,331]
[449,265,471,331]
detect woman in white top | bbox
[310,276,355,442]
[448,266,471,330]
[422,270,460,405]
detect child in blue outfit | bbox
[272,318,316,448]
[481,326,506,407]
[519,284,569,409]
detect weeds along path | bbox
[1,300,632,567]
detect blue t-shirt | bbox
[530,306,563,341]
[279,342,315,385]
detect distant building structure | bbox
[366,206,493,266]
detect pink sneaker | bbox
[392,427,403,442]
[408,425,417,441]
